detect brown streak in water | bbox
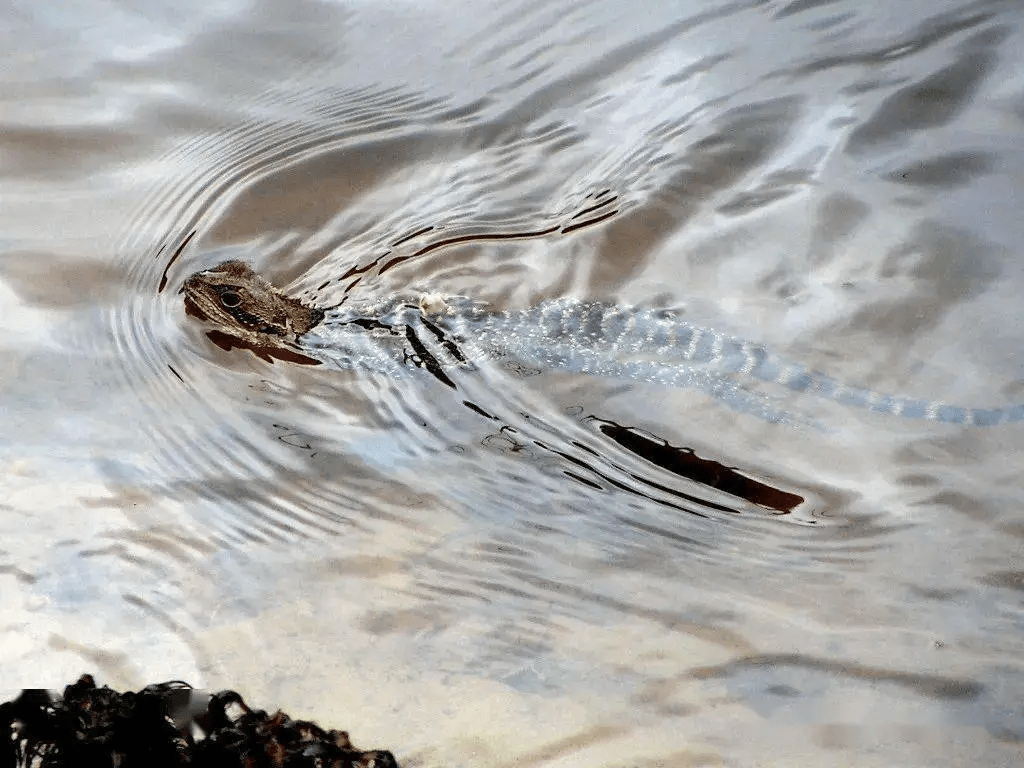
[594,420,804,513]
[338,257,386,282]
[421,317,468,363]
[378,225,562,275]
[158,229,197,293]
[343,203,619,283]
[205,329,322,366]
[531,438,721,518]
[463,400,498,420]
[568,196,618,220]
[618,461,743,515]
[556,428,746,516]
[391,225,434,247]
[574,429,748,514]
[403,325,456,389]
[564,470,604,490]
[560,208,619,235]
[569,439,600,457]
[377,254,413,274]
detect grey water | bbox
[2,0,1024,765]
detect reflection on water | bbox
[2,0,1024,765]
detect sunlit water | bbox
[2,0,1024,765]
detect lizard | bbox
[181,259,1024,427]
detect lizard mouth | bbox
[181,292,212,323]
[179,273,205,300]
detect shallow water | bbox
[2,0,1024,764]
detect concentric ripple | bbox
[102,0,1019,582]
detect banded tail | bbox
[435,298,1023,427]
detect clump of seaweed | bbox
[1,674,397,768]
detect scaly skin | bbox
[181,260,324,348]
[182,261,1024,426]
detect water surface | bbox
[2,0,1024,765]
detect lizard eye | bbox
[220,291,242,308]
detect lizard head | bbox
[181,260,325,347]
